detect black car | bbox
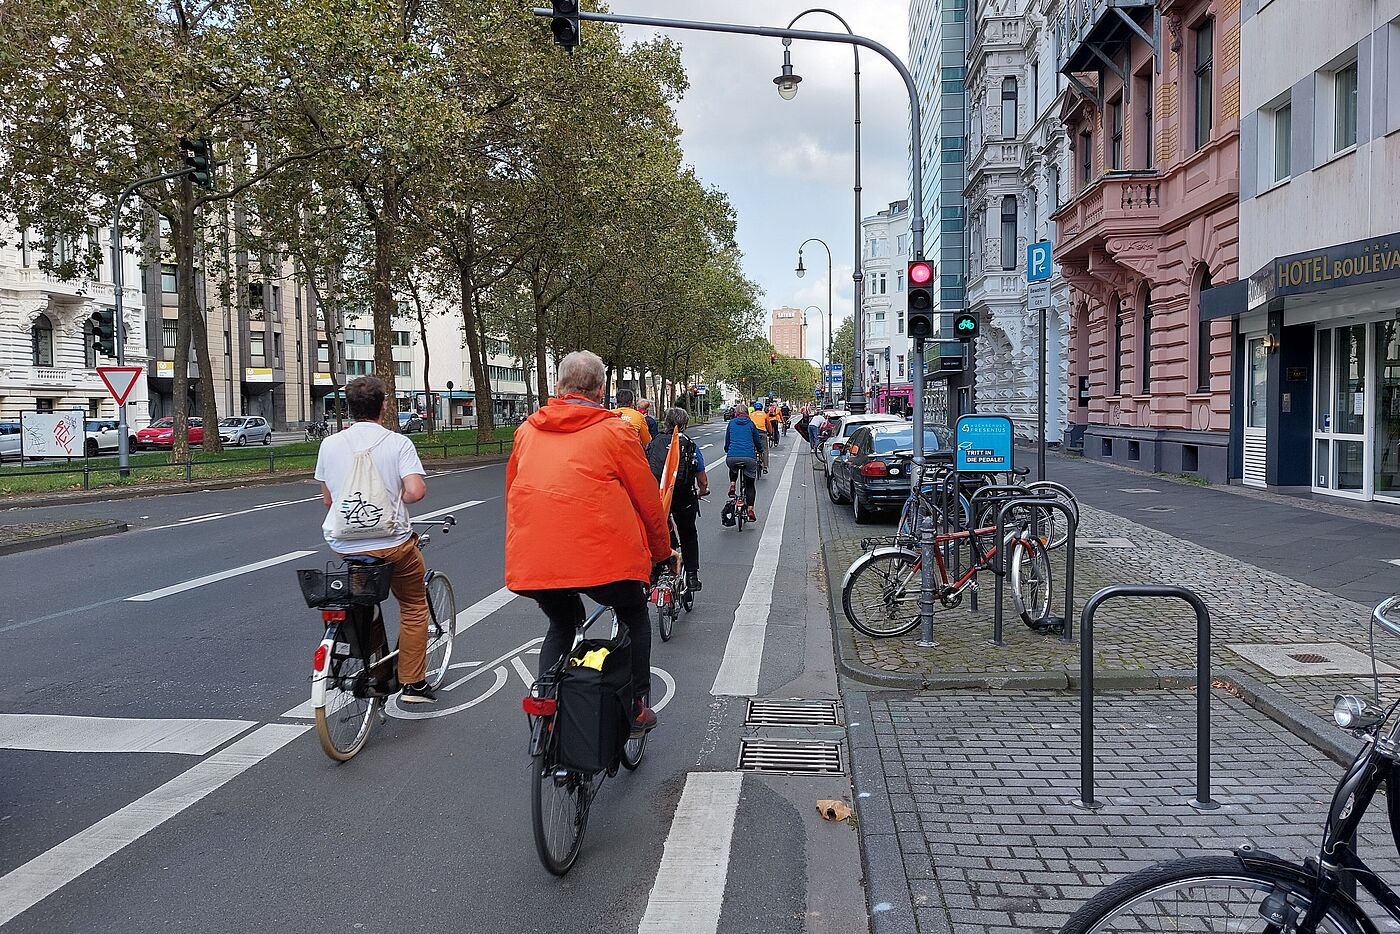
[827,423,955,524]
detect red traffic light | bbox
[769,352,777,364]
[908,261,933,286]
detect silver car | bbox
[819,414,905,475]
[0,422,20,461]
[218,416,273,446]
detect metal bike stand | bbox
[1075,584,1216,812]
[991,496,1078,647]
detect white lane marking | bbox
[699,444,714,452]
[650,666,676,713]
[386,666,510,720]
[455,585,516,634]
[280,699,316,720]
[0,723,306,927]
[145,496,321,531]
[637,771,744,934]
[509,656,535,689]
[125,550,318,602]
[710,451,800,697]
[412,499,484,521]
[0,714,254,755]
[441,638,545,693]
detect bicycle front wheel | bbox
[424,572,456,689]
[842,548,922,638]
[314,648,380,762]
[1059,856,1369,934]
[1010,537,1053,625]
[530,756,596,876]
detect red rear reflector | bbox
[313,644,329,672]
[861,462,888,476]
[321,610,345,622]
[522,696,557,716]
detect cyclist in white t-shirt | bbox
[314,376,436,703]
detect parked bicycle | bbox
[522,602,647,876]
[305,420,331,442]
[297,516,457,761]
[1059,596,1400,933]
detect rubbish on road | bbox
[816,799,851,822]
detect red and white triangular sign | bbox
[97,366,143,406]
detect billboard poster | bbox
[21,410,85,458]
[954,414,1014,472]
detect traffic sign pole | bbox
[1027,241,1053,481]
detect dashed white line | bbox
[125,550,318,602]
[179,512,223,523]
[0,714,255,755]
[455,585,516,634]
[637,771,744,934]
[413,499,484,521]
[146,496,320,531]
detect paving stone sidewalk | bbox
[861,689,1400,933]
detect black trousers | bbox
[726,456,758,504]
[672,500,699,573]
[526,580,651,700]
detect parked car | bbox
[135,417,204,450]
[723,406,736,421]
[83,419,138,457]
[819,413,902,476]
[827,423,956,524]
[0,422,21,461]
[397,411,424,433]
[218,415,273,446]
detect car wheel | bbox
[852,493,874,525]
[262,432,271,445]
[85,439,98,458]
[236,435,247,446]
[827,470,849,505]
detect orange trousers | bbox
[362,535,429,684]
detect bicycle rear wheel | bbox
[530,754,597,876]
[314,647,380,761]
[424,572,456,689]
[621,691,649,770]
[842,548,922,638]
[1059,856,1368,934]
[1010,537,1053,625]
[655,587,675,642]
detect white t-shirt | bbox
[314,421,426,553]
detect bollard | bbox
[82,465,91,490]
[268,451,275,474]
[1076,584,1216,812]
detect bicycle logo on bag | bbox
[340,492,384,529]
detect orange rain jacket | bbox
[505,396,672,591]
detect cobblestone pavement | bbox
[869,689,1400,934]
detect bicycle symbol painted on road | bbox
[385,637,676,721]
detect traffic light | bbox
[90,308,115,358]
[769,352,777,365]
[181,137,213,190]
[907,260,934,338]
[551,0,580,51]
[953,311,979,341]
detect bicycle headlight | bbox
[1333,694,1384,731]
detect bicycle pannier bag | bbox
[328,434,404,542]
[720,499,737,527]
[555,631,633,774]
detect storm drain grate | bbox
[1289,653,1329,664]
[745,699,841,727]
[738,738,843,775]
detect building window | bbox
[394,360,412,378]
[896,234,908,254]
[162,320,178,351]
[347,329,373,346]
[871,310,887,338]
[31,314,54,366]
[1109,97,1124,170]
[1000,196,1017,270]
[296,339,303,363]
[1193,18,1214,151]
[1031,63,1040,122]
[1195,268,1214,392]
[1112,298,1126,395]
[1265,99,1293,182]
[35,398,54,413]
[161,263,177,293]
[272,331,282,364]
[1049,165,1060,210]
[392,330,411,347]
[897,310,905,334]
[896,271,905,292]
[897,355,905,378]
[346,359,373,376]
[1333,60,1358,152]
[19,228,30,267]
[249,333,265,362]
[1001,77,1018,138]
[1080,131,1093,185]
[317,341,329,364]
[1139,288,1153,392]
[84,319,97,368]
[1137,72,1155,168]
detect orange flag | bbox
[658,427,681,515]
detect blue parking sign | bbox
[1027,241,1052,282]
[955,415,1014,472]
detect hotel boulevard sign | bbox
[1249,233,1400,308]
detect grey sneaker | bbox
[399,680,437,704]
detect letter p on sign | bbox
[1027,241,1052,283]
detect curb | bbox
[0,454,510,510]
[0,520,128,556]
[1213,666,1362,766]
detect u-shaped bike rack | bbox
[991,496,1078,646]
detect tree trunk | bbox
[410,288,432,433]
[458,266,493,439]
[520,357,534,412]
[372,176,399,429]
[170,180,198,464]
[531,271,551,400]
[189,290,222,450]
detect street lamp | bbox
[802,305,826,403]
[777,9,867,414]
[796,238,832,404]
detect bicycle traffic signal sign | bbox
[907,260,934,338]
[954,311,979,341]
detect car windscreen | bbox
[870,426,955,455]
[149,418,173,428]
[219,418,245,427]
[84,422,106,432]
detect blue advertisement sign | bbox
[1027,241,1053,282]
[955,414,1014,472]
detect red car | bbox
[135,416,204,450]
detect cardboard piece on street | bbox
[816,799,852,822]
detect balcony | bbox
[967,141,1026,179]
[1052,171,1162,257]
[1057,0,1155,75]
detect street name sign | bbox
[1027,241,1053,282]
[955,414,1014,472]
[97,366,144,405]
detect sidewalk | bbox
[815,445,1400,932]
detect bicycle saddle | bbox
[1011,466,1031,477]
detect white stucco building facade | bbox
[861,200,916,415]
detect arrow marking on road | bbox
[125,550,318,602]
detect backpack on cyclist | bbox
[328,434,404,542]
[646,432,698,504]
[555,629,633,774]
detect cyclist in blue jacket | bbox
[724,406,766,523]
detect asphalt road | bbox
[0,425,867,933]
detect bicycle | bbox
[840,517,1052,638]
[305,420,330,442]
[297,516,457,761]
[650,521,694,641]
[522,602,648,876]
[1059,595,1400,933]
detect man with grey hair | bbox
[638,398,659,440]
[555,348,606,397]
[646,406,709,592]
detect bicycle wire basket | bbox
[296,561,394,608]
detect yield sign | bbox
[97,366,143,405]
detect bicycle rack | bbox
[991,497,1077,646]
[1074,584,1217,812]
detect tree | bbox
[831,317,855,402]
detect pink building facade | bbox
[1052,0,1239,480]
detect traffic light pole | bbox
[533,5,936,644]
[111,166,196,477]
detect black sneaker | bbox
[686,570,702,592]
[399,680,437,704]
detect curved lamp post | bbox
[802,305,826,402]
[776,8,866,413]
[795,238,832,402]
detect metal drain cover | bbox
[745,699,841,727]
[738,738,843,775]
[1227,642,1400,677]
[1079,537,1136,549]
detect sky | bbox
[616,1,910,364]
